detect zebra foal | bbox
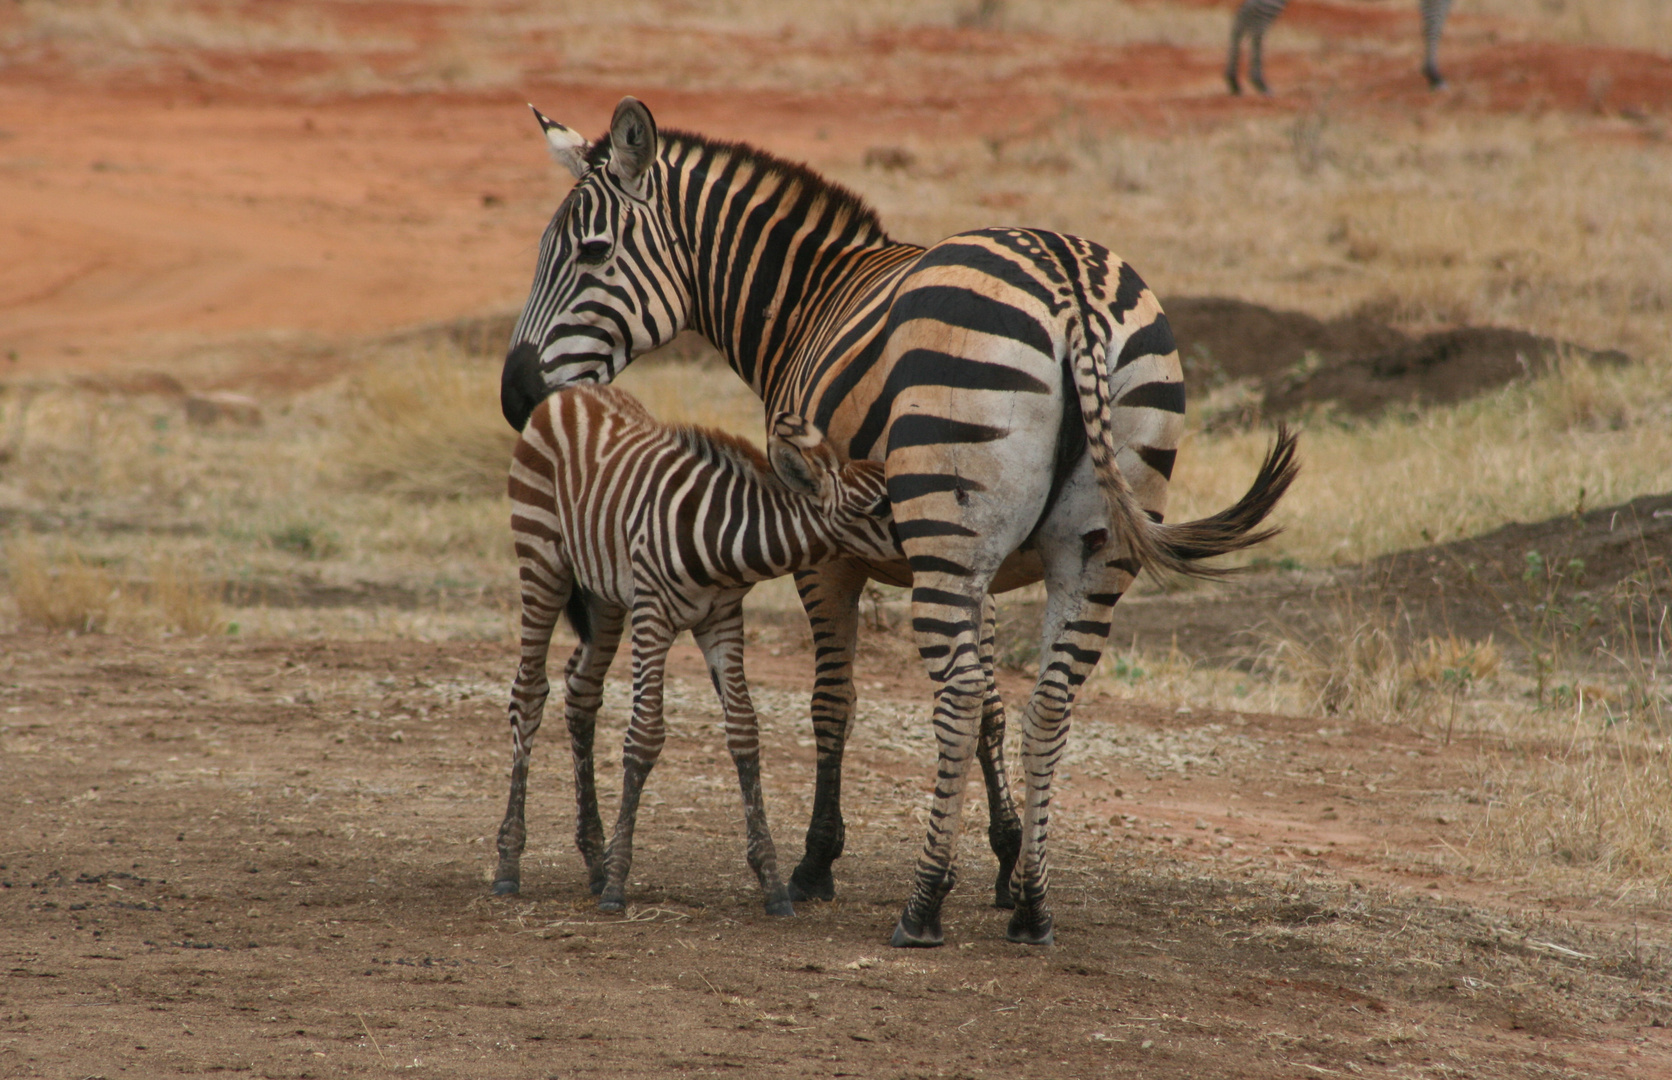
[1227,0,1454,94]
[493,385,895,916]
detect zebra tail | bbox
[1151,423,1300,575]
[1072,328,1298,581]
[563,587,594,646]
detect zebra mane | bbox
[668,422,781,487]
[588,126,890,244]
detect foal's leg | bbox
[598,596,676,912]
[787,559,869,902]
[564,602,625,895]
[493,562,571,896]
[693,591,794,916]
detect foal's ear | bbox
[768,412,832,502]
[606,96,658,199]
[529,104,591,180]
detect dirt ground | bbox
[4,2,1672,1078]
[3,630,1670,1079]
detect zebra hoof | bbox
[491,878,520,896]
[764,897,796,918]
[890,913,944,949]
[598,885,626,912]
[787,866,835,903]
[1005,910,1054,946]
[992,874,1016,911]
[1226,73,1242,96]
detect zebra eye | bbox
[576,239,612,265]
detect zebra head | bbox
[768,413,897,562]
[502,97,690,430]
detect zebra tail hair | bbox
[563,588,594,646]
[1073,328,1298,581]
[1150,423,1300,576]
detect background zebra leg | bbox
[565,603,624,896]
[492,571,567,896]
[692,596,795,917]
[976,594,1023,910]
[1422,0,1454,89]
[787,562,868,903]
[1247,19,1271,95]
[1225,3,1249,94]
[1007,564,1128,946]
[598,600,674,913]
[893,580,990,948]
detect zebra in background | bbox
[501,97,1298,946]
[493,384,895,917]
[1227,0,1455,94]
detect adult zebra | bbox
[1226,0,1454,94]
[496,386,895,917]
[500,97,1298,946]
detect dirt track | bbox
[3,632,1670,1078]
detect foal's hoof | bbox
[1005,909,1054,946]
[598,884,626,913]
[765,897,796,918]
[890,913,944,948]
[491,878,520,896]
[993,872,1016,911]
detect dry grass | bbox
[341,350,518,501]
[1167,355,1672,569]
[5,538,121,634]
[2,539,225,637]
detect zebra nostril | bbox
[502,342,547,430]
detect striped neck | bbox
[655,132,918,405]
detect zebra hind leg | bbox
[976,594,1022,910]
[892,576,991,948]
[1248,27,1270,95]
[493,567,570,896]
[598,598,675,913]
[787,562,869,903]
[693,594,794,917]
[565,600,624,896]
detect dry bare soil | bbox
[3,2,1672,1078]
[4,632,1670,1079]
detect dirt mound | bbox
[1167,297,1630,423]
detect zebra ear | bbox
[768,437,828,501]
[530,104,590,180]
[606,96,657,198]
[768,413,832,502]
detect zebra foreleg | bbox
[599,598,674,913]
[893,580,990,948]
[787,561,869,903]
[493,566,569,896]
[976,594,1022,910]
[565,601,625,896]
[693,594,794,917]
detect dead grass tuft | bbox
[5,538,121,634]
[1475,721,1672,888]
[1,540,224,636]
[339,352,516,501]
[147,553,226,637]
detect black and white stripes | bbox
[492,385,894,915]
[1227,0,1455,94]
